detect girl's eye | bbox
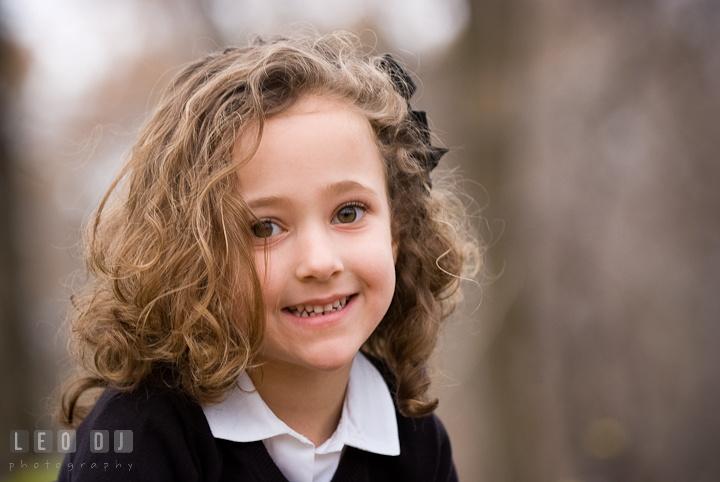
[251,220,282,238]
[333,205,364,224]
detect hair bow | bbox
[379,54,448,180]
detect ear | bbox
[392,239,398,265]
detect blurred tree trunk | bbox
[427,0,523,479]
[0,21,33,470]
[444,0,720,481]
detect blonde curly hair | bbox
[59,30,481,427]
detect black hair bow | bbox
[379,54,448,179]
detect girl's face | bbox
[236,95,397,374]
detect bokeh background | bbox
[2,1,720,481]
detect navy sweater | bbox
[57,379,458,481]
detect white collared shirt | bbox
[202,352,400,482]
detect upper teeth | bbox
[289,297,349,317]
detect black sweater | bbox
[57,382,458,482]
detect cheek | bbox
[254,249,281,307]
[354,238,397,306]
[365,259,396,333]
[255,248,297,313]
[379,257,397,301]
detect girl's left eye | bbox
[251,220,282,238]
[333,205,365,224]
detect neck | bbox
[247,359,353,446]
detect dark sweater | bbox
[57,381,458,482]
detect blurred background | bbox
[2,0,720,481]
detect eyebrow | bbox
[324,180,380,199]
[245,180,381,210]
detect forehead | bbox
[235,95,387,202]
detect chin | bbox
[299,347,358,373]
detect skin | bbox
[235,95,397,446]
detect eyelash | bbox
[250,201,369,239]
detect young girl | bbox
[57,30,479,482]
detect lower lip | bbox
[283,295,356,327]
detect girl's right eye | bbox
[251,220,282,238]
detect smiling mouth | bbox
[285,295,353,318]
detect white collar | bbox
[202,352,400,456]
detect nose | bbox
[294,225,343,281]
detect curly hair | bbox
[59,30,481,427]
